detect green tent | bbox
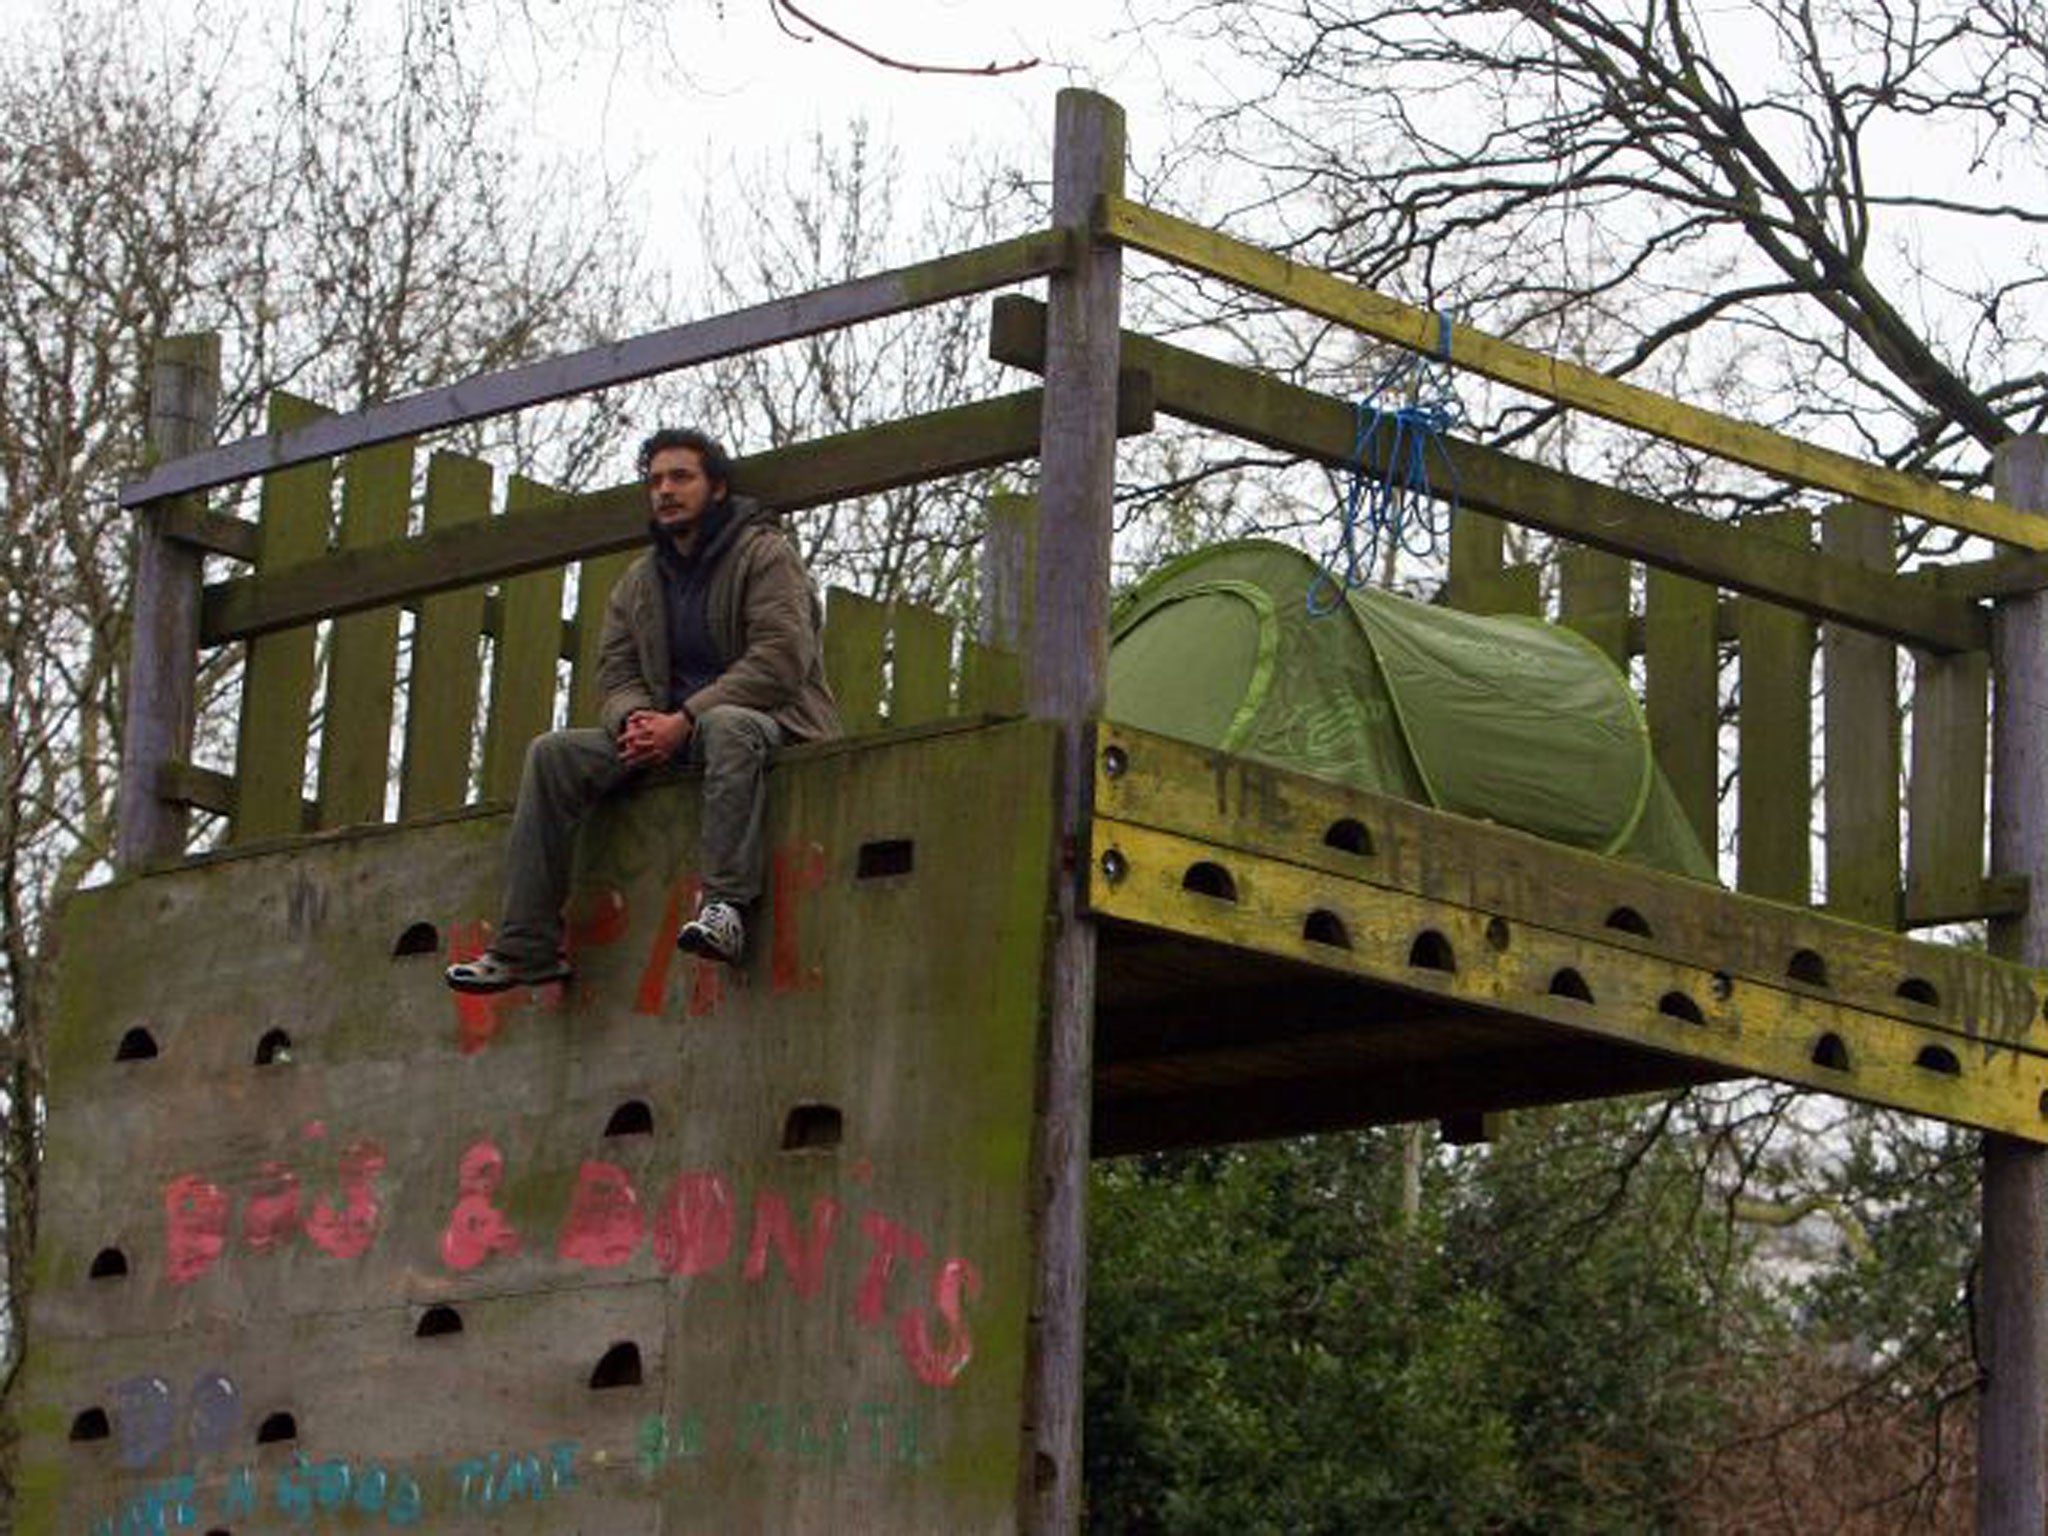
[1107,540,1715,881]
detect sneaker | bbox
[677,901,745,965]
[445,950,573,994]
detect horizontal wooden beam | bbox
[155,762,322,831]
[1090,811,2048,1142]
[1915,551,2048,602]
[1091,722,2047,1062]
[991,296,1988,653]
[1627,600,1737,655]
[1094,1027,1724,1156]
[125,227,1076,508]
[199,378,1154,645]
[158,503,262,562]
[156,761,235,817]
[477,592,579,662]
[1100,196,2047,553]
[1904,875,2032,929]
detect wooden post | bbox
[115,333,221,870]
[1024,88,1124,1535]
[1981,433,2048,1536]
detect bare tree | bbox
[665,124,1029,610]
[1134,0,2048,547]
[0,2,658,1491]
[763,0,1038,76]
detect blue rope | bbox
[1307,313,1465,616]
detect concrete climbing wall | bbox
[17,719,1059,1534]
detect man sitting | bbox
[447,427,839,992]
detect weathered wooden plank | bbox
[957,639,1017,717]
[124,227,1075,506]
[117,334,221,869]
[823,589,887,734]
[1625,596,1737,658]
[1903,875,2029,929]
[315,437,412,828]
[154,761,236,819]
[961,492,1034,714]
[889,604,955,726]
[958,640,1023,715]
[566,550,634,729]
[1906,647,1990,922]
[1919,550,2048,602]
[1099,196,2045,551]
[1445,510,1541,616]
[229,393,332,844]
[397,453,491,818]
[422,591,576,658]
[1737,511,1816,903]
[1089,814,2048,1141]
[988,297,1988,653]
[1822,504,1902,927]
[1447,506,1503,612]
[1475,565,1543,617]
[18,1295,669,1534]
[1644,567,1721,855]
[981,492,1038,654]
[479,475,568,801]
[156,501,260,561]
[1560,546,1632,666]
[201,384,1155,646]
[1089,722,2044,1060]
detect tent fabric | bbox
[1107,540,1716,882]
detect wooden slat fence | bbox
[819,590,1024,734]
[1446,504,2003,931]
[208,392,1021,847]
[201,382,2002,935]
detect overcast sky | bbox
[498,2,1177,219]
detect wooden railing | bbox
[165,391,1033,847]
[987,281,2010,934]
[1440,505,2007,931]
[130,193,2022,938]
[114,221,1112,871]
[175,373,2002,933]
[1100,197,2043,551]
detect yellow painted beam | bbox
[1088,816,2048,1143]
[1090,723,2047,1060]
[1100,196,2046,552]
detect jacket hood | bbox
[650,493,772,568]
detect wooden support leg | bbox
[1982,1136,2047,1535]
[1024,88,1125,1535]
[1981,434,2048,1535]
[115,333,220,871]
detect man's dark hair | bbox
[637,427,733,490]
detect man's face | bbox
[647,446,720,537]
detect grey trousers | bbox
[495,705,784,964]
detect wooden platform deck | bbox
[1086,723,2048,1153]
